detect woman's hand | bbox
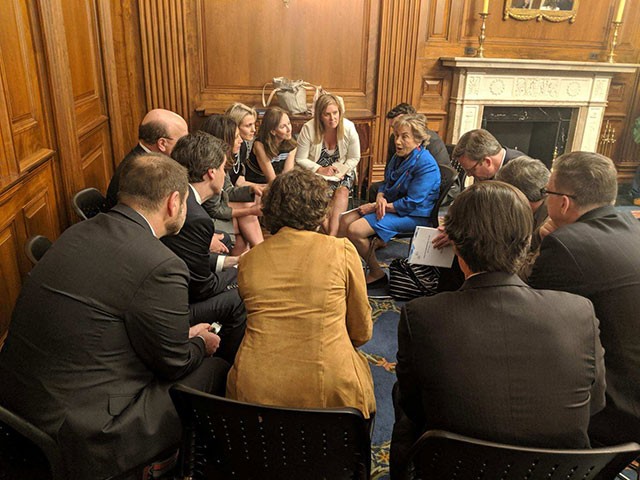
[317,165,339,177]
[251,184,265,197]
[376,196,387,220]
[357,202,376,215]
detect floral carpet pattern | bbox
[359,238,409,479]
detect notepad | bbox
[407,227,455,268]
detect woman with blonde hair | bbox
[225,103,258,184]
[227,168,375,419]
[245,107,297,184]
[295,93,361,236]
[340,114,440,287]
[201,114,263,254]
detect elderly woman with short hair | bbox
[227,168,375,419]
[340,113,441,286]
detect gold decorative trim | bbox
[503,0,579,23]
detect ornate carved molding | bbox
[138,0,190,120]
[372,0,422,182]
[441,57,638,150]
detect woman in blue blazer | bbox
[339,114,440,287]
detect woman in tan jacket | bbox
[226,169,375,419]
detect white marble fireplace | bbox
[440,57,638,153]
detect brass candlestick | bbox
[607,21,622,63]
[477,13,489,58]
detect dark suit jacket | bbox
[105,144,146,209]
[0,205,206,479]
[161,186,227,302]
[396,271,605,449]
[529,206,640,441]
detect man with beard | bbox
[0,154,228,479]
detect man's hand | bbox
[539,218,559,239]
[210,234,229,254]
[188,323,220,356]
[432,226,452,250]
[223,255,240,269]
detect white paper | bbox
[407,226,455,268]
[318,163,352,182]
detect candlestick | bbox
[607,20,622,63]
[615,0,626,23]
[482,0,490,14]
[477,13,489,58]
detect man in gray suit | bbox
[391,181,605,478]
[529,151,640,445]
[0,154,228,479]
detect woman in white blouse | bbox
[295,94,361,236]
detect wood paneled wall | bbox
[136,0,639,183]
[416,0,640,180]
[0,0,145,341]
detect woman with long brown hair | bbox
[245,107,297,184]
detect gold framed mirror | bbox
[503,0,579,22]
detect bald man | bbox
[106,108,189,209]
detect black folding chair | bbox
[0,403,67,480]
[407,429,640,480]
[170,384,371,479]
[24,235,53,265]
[72,187,107,220]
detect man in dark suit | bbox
[368,103,451,202]
[495,155,550,256]
[162,131,247,364]
[105,108,189,209]
[0,154,228,479]
[528,151,640,445]
[391,181,605,478]
[451,128,523,181]
[433,128,526,290]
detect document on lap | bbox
[318,162,351,182]
[408,227,455,268]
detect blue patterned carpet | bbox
[359,238,410,479]
[357,235,639,480]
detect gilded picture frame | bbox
[503,0,579,22]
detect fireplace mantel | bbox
[441,57,638,152]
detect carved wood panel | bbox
[79,124,113,193]
[0,0,54,176]
[0,222,22,343]
[0,161,61,341]
[61,0,113,192]
[185,0,380,120]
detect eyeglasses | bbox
[463,160,483,176]
[541,188,577,199]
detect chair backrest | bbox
[170,384,371,479]
[24,235,53,265]
[408,430,640,480]
[428,164,458,227]
[0,403,66,480]
[72,187,107,220]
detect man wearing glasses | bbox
[451,128,524,181]
[434,128,524,290]
[529,151,640,446]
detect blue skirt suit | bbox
[365,146,440,242]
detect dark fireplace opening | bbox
[481,107,575,168]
